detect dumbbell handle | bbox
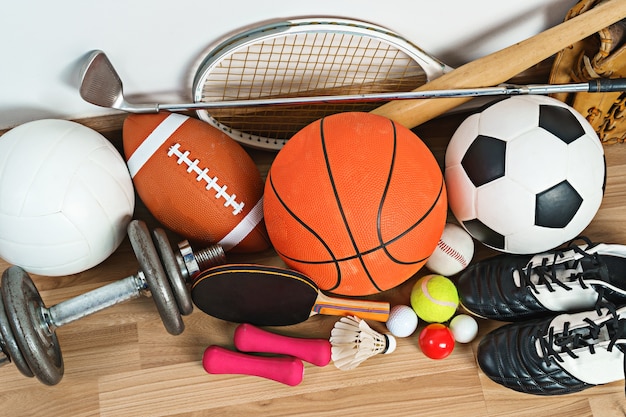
[234,323,331,367]
[45,273,145,331]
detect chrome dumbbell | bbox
[0,219,225,385]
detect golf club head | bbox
[79,50,126,108]
[79,50,158,113]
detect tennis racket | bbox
[191,6,626,149]
[190,264,390,326]
[78,4,626,150]
[191,17,451,150]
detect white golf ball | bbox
[386,305,419,337]
[449,314,479,343]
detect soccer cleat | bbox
[456,239,626,321]
[477,303,626,396]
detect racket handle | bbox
[313,293,390,322]
[202,345,304,386]
[234,323,331,367]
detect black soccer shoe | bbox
[457,239,626,321]
[477,303,626,396]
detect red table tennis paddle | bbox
[191,264,390,326]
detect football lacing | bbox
[167,143,245,215]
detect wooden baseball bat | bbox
[371,0,626,128]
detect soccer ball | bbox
[0,119,135,276]
[444,96,605,254]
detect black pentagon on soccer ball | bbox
[463,219,505,250]
[535,180,583,228]
[461,135,506,187]
[538,105,585,144]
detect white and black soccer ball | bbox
[444,95,605,254]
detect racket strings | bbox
[198,30,428,141]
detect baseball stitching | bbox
[437,239,468,268]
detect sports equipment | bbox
[449,314,479,343]
[79,2,626,151]
[372,0,626,128]
[457,239,626,322]
[203,345,304,386]
[477,303,626,395]
[234,323,331,367]
[425,223,475,276]
[0,119,134,276]
[0,219,225,385]
[122,112,269,253]
[410,275,459,323]
[329,315,397,370]
[191,264,390,326]
[445,95,605,254]
[550,0,626,145]
[79,49,626,122]
[418,323,455,360]
[264,112,447,296]
[386,305,419,338]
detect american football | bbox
[123,112,269,253]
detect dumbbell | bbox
[0,219,226,385]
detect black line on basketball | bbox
[267,170,342,281]
[380,174,445,264]
[320,117,383,293]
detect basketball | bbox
[264,112,447,296]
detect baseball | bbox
[425,223,474,276]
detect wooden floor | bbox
[1,111,626,417]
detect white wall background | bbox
[0,0,576,130]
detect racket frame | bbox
[191,17,452,150]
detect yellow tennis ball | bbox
[410,274,459,323]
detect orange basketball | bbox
[264,112,447,296]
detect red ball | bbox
[418,323,455,359]
[264,112,447,296]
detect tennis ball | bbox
[410,274,459,323]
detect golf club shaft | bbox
[128,79,626,113]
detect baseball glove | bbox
[550,0,626,144]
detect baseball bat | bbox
[371,0,626,127]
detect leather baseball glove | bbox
[550,0,626,144]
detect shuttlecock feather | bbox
[329,315,396,370]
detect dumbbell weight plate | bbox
[151,228,193,316]
[1,266,64,385]
[128,220,184,335]
[0,293,34,378]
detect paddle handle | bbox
[202,345,304,386]
[312,292,390,322]
[372,0,626,128]
[234,323,331,367]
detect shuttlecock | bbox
[329,315,396,370]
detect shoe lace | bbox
[519,237,607,296]
[537,301,626,393]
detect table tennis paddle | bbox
[191,264,390,326]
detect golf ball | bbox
[386,305,418,337]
